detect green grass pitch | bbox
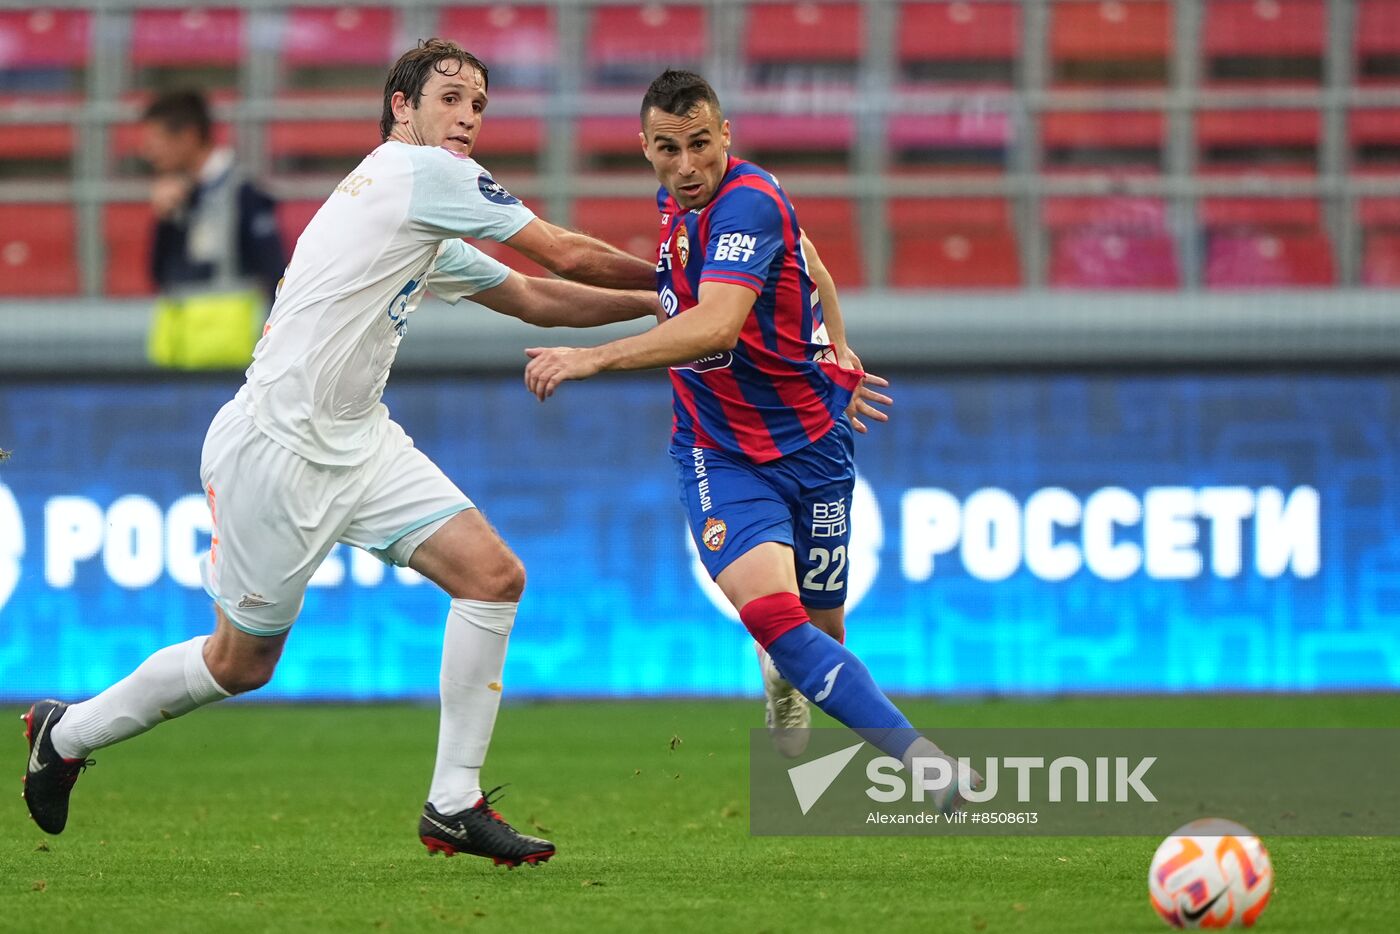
[3,696,1398,933]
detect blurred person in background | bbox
[140,90,285,369]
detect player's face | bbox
[140,121,203,175]
[395,64,487,156]
[641,102,731,211]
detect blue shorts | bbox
[672,418,856,610]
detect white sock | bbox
[51,635,231,759]
[427,598,516,814]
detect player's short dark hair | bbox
[142,90,212,143]
[640,69,722,126]
[380,38,489,141]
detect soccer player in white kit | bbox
[21,39,659,867]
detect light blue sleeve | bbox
[406,147,536,242]
[425,239,511,304]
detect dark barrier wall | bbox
[0,372,1394,699]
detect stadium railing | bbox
[1,0,1399,298]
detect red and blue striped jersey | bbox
[655,156,862,464]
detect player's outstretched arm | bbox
[800,230,852,359]
[471,271,659,328]
[523,281,755,400]
[505,219,656,290]
[800,230,892,433]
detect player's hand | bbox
[150,174,191,219]
[524,346,602,400]
[841,348,891,434]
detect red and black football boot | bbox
[21,700,94,835]
[419,786,555,868]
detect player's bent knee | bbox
[205,657,276,695]
[485,554,526,602]
[441,549,524,602]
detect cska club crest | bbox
[676,226,690,267]
[702,516,727,551]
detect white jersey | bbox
[237,141,534,466]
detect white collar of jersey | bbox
[197,147,236,187]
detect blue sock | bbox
[765,623,920,760]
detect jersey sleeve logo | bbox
[478,174,521,206]
[714,232,757,262]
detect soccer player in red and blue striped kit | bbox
[525,70,976,805]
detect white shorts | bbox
[198,399,473,636]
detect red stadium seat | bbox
[283,7,394,67]
[1205,231,1333,287]
[1357,0,1400,83]
[1042,111,1165,168]
[1200,196,1320,229]
[731,113,855,171]
[267,120,378,174]
[745,2,863,88]
[892,232,1020,288]
[1199,163,1321,229]
[281,7,396,91]
[130,7,243,89]
[747,2,862,63]
[437,5,557,91]
[1204,0,1325,85]
[573,197,658,260]
[0,121,74,175]
[1351,109,1400,168]
[1051,1,1172,85]
[789,198,863,287]
[577,115,645,170]
[1042,195,1176,289]
[891,197,1012,230]
[1205,0,1325,55]
[1043,196,1169,232]
[1196,109,1319,169]
[1197,109,1320,149]
[0,205,78,296]
[887,113,1015,173]
[1363,231,1400,286]
[1358,196,1400,229]
[898,1,1019,84]
[103,203,155,296]
[889,197,1020,288]
[131,7,242,64]
[1050,231,1178,288]
[586,4,707,87]
[0,10,90,93]
[0,11,86,175]
[578,116,645,156]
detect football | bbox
[1148,818,1274,928]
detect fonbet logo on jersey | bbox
[689,474,883,619]
[0,483,23,614]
